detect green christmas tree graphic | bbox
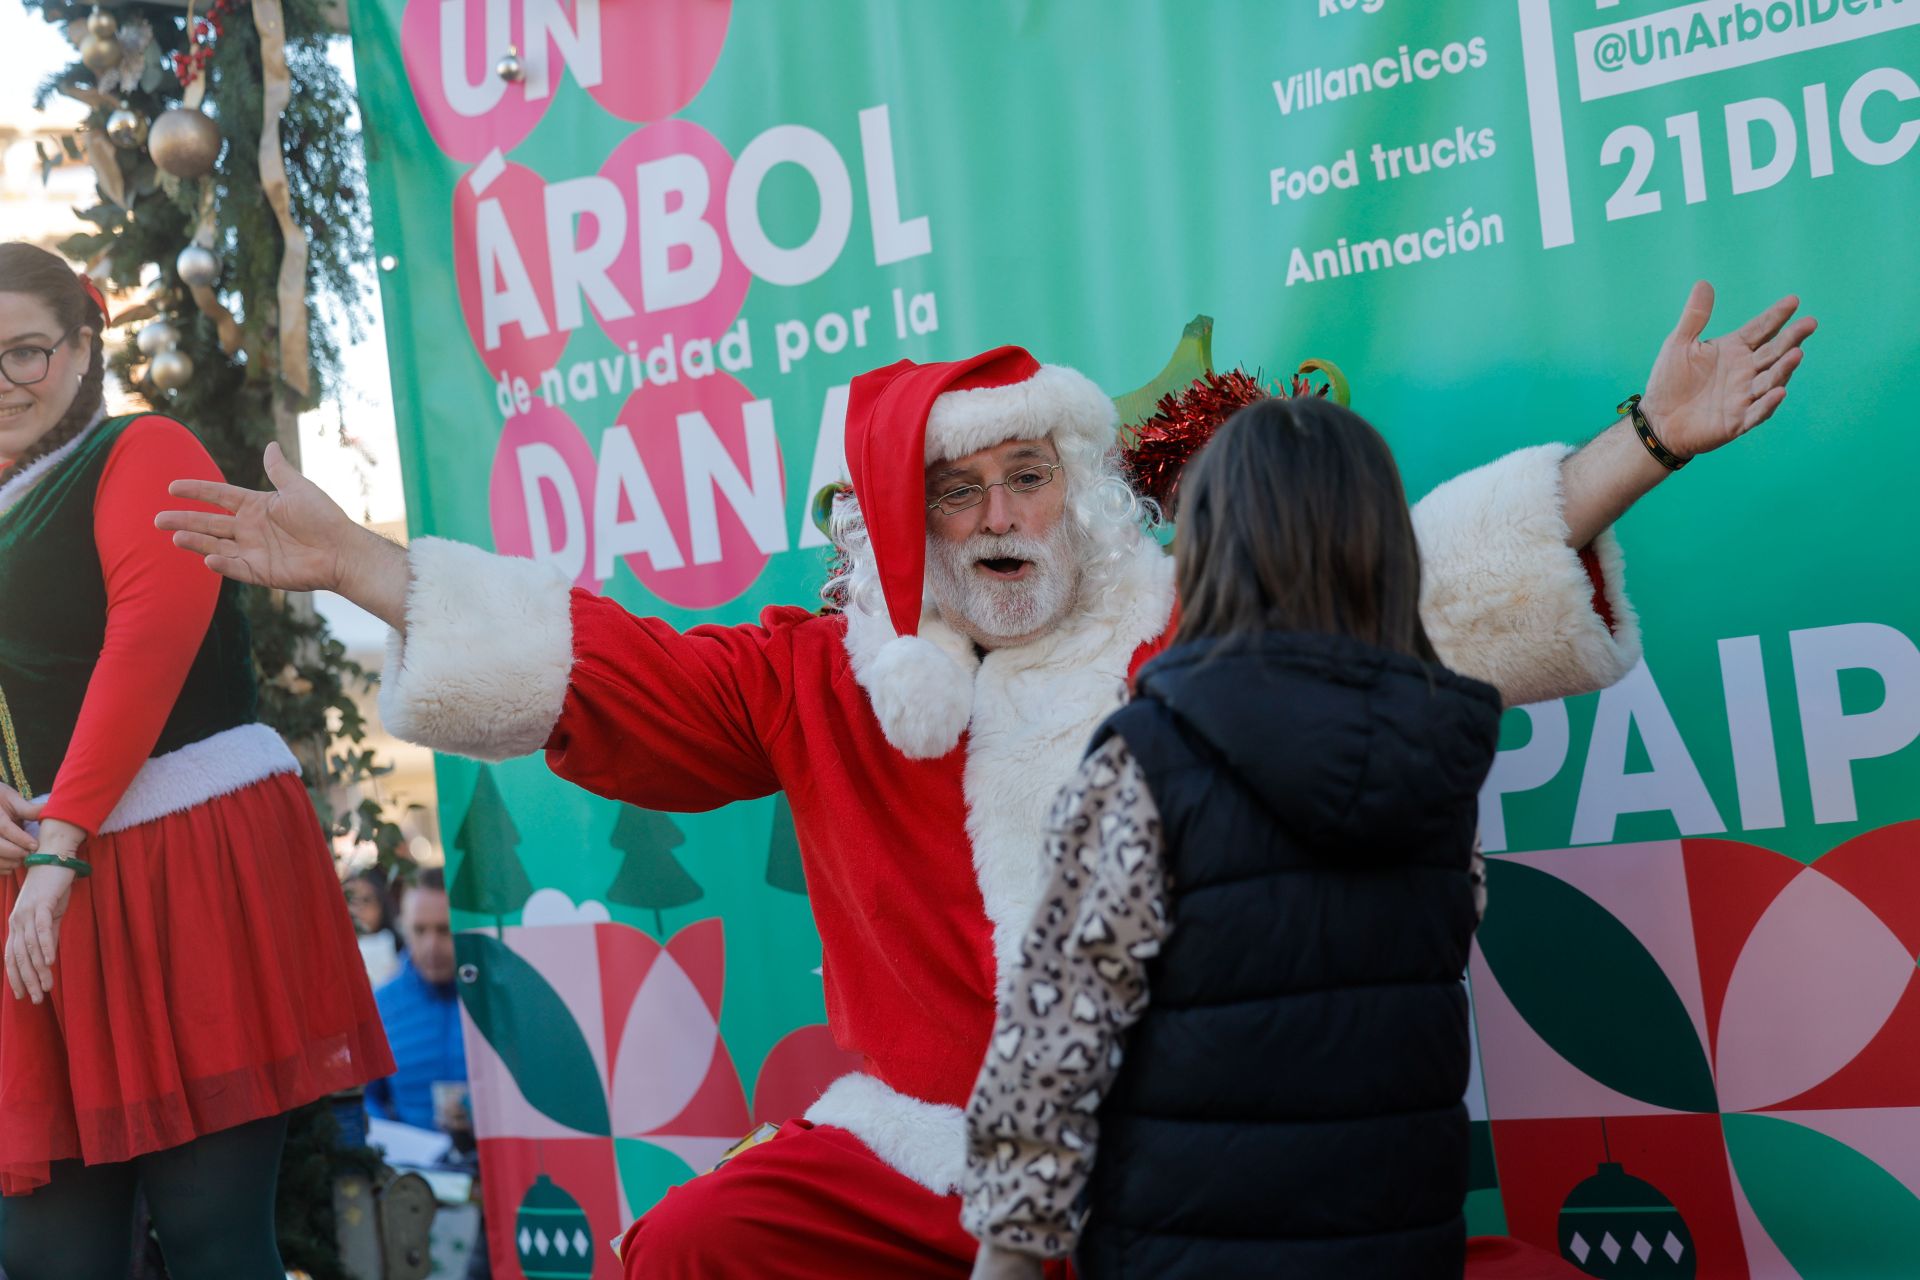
[765,792,807,895]
[606,806,704,935]
[450,766,535,938]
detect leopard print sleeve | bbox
[959,734,1170,1259]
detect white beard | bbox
[925,525,1082,647]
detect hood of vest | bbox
[1130,632,1501,853]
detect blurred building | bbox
[0,117,93,248]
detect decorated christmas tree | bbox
[606,806,704,936]
[450,767,535,938]
[19,0,399,860]
[20,2,396,1272]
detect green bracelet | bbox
[1618,393,1688,472]
[23,853,91,878]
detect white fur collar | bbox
[810,536,1174,1197]
[842,533,1174,972]
[0,409,107,517]
[958,536,1175,986]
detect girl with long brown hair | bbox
[962,394,1503,1279]
[0,242,391,1279]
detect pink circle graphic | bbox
[612,371,777,610]
[595,120,752,360]
[587,0,733,122]
[400,0,555,163]
[488,402,602,592]
[454,156,572,386]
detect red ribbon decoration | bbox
[75,272,111,327]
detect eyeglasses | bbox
[927,463,1063,516]
[0,328,79,387]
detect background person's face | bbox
[403,887,456,985]
[343,877,385,934]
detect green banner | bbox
[348,2,1920,1274]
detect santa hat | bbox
[841,345,1116,758]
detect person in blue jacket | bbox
[367,867,468,1137]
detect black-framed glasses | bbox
[927,463,1063,515]
[0,327,79,387]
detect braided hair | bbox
[0,242,108,470]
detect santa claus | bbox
[159,283,1812,1278]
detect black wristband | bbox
[1618,394,1687,472]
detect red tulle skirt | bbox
[0,770,394,1194]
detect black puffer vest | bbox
[1077,632,1501,1279]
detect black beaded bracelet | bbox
[1618,393,1688,471]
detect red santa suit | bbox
[377,349,1638,1277]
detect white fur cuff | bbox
[379,538,575,762]
[805,1072,967,1194]
[1413,444,1641,707]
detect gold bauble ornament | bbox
[80,32,121,73]
[105,105,147,150]
[148,107,223,179]
[149,347,194,391]
[136,319,180,356]
[175,245,220,289]
[87,6,117,38]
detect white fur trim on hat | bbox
[805,1072,967,1194]
[1413,442,1642,707]
[380,537,576,762]
[924,363,1115,463]
[860,635,977,760]
[841,595,980,760]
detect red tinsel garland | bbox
[1119,367,1335,514]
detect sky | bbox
[0,4,84,126]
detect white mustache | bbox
[962,534,1052,563]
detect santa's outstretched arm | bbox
[160,452,790,802]
[1410,282,1813,707]
[1560,282,1813,548]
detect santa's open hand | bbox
[156,441,358,593]
[1639,281,1816,461]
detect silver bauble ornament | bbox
[106,106,147,150]
[149,348,194,391]
[148,107,223,179]
[175,245,220,289]
[137,320,180,356]
[87,7,117,38]
[495,45,525,83]
[81,32,121,73]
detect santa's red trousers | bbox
[616,1120,1073,1279]
[615,1119,1585,1279]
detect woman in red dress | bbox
[0,242,393,1278]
